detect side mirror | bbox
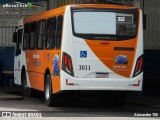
[13,32,17,43]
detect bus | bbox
[13,4,143,106]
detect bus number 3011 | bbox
[79,65,91,70]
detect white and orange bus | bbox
[13,4,143,106]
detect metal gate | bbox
[143,0,160,50]
[0,26,15,47]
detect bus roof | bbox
[24,4,136,24]
[24,6,66,23]
[70,4,135,9]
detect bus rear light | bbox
[64,54,68,65]
[66,79,74,86]
[62,52,74,76]
[129,80,140,87]
[139,57,143,68]
[68,57,72,70]
[133,80,140,86]
[135,59,140,72]
[133,55,143,77]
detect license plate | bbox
[96,72,109,78]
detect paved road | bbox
[0,94,160,119]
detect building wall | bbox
[0,1,47,47]
[141,0,160,50]
[0,27,15,47]
[48,0,135,9]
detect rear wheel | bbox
[44,74,60,106]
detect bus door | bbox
[14,28,23,83]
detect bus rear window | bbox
[72,10,138,40]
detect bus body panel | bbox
[14,4,143,95]
[14,19,31,89]
[20,6,66,93]
[61,6,143,91]
[60,6,80,89]
[130,10,143,77]
[25,41,62,93]
[14,19,23,86]
[61,70,143,91]
[74,39,137,78]
[14,51,32,88]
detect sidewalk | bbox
[0,87,23,100]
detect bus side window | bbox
[23,24,30,50]
[29,22,37,50]
[46,17,56,49]
[56,16,63,50]
[37,20,46,50]
[17,29,22,50]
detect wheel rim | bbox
[45,78,50,100]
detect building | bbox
[48,0,136,9]
[0,0,47,47]
[0,0,47,87]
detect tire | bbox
[22,71,34,97]
[44,74,59,106]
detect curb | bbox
[0,93,24,100]
[0,96,24,100]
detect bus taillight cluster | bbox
[133,55,143,77]
[62,52,74,76]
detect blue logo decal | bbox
[80,51,87,58]
[115,55,128,65]
[52,54,60,76]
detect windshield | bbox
[72,9,138,40]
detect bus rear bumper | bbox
[61,71,143,91]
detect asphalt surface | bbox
[0,90,160,118]
[0,87,160,120]
[0,88,23,100]
[0,97,160,115]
